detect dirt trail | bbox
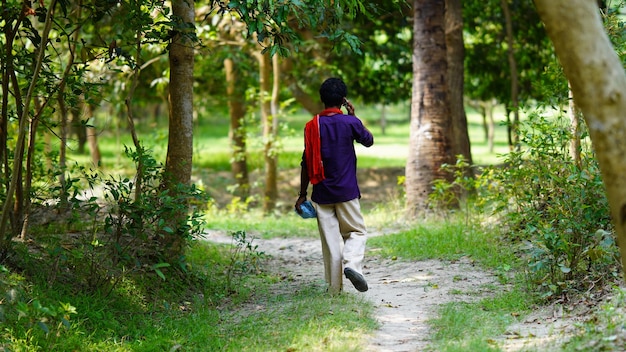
[203,230,502,351]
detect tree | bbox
[405,0,456,216]
[464,0,555,148]
[254,48,278,213]
[533,0,626,277]
[224,57,250,199]
[445,0,472,165]
[161,0,196,259]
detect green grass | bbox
[367,215,537,352]
[0,239,377,351]
[366,217,515,269]
[66,103,512,173]
[204,210,320,239]
[429,289,532,352]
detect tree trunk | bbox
[71,104,87,154]
[0,0,56,253]
[486,101,495,154]
[281,58,323,114]
[224,58,250,199]
[568,81,582,169]
[57,94,69,210]
[257,50,278,214]
[405,0,456,217]
[20,98,42,240]
[445,0,472,166]
[501,0,520,150]
[534,0,626,279]
[162,0,195,260]
[85,104,102,167]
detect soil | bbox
[202,167,591,351]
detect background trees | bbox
[1,0,624,284]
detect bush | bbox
[480,113,619,298]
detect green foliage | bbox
[464,0,556,104]
[0,265,77,348]
[429,155,480,221]
[477,113,618,299]
[220,0,371,56]
[101,147,206,261]
[224,230,267,292]
[20,148,208,293]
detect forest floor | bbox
[202,167,599,351]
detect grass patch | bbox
[366,217,515,270]
[429,289,532,352]
[0,239,377,351]
[203,207,319,239]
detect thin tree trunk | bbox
[445,0,472,166]
[487,102,495,154]
[85,104,102,167]
[281,58,323,114]
[534,0,626,279]
[266,53,280,209]
[71,104,87,154]
[55,0,82,211]
[224,58,249,199]
[20,97,43,240]
[405,0,456,217]
[256,50,277,213]
[162,0,195,260]
[126,25,144,202]
[502,0,520,149]
[0,0,56,252]
[57,94,69,210]
[568,82,581,168]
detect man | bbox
[295,77,374,294]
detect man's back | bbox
[312,114,373,204]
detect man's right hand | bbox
[295,196,306,214]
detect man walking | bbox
[295,77,374,294]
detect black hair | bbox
[319,78,348,107]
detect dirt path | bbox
[203,230,502,351]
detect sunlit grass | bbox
[366,215,516,270]
[65,102,513,175]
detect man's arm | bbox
[345,99,374,147]
[295,158,310,213]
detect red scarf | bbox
[304,108,343,185]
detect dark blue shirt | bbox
[302,114,374,204]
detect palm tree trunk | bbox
[445,0,472,166]
[405,0,456,217]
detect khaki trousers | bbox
[313,198,367,293]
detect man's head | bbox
[319,78,347,108]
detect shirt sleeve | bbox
[353,118,374,147]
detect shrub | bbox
[481,113,619,298]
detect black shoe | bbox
[344,268,368,292]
